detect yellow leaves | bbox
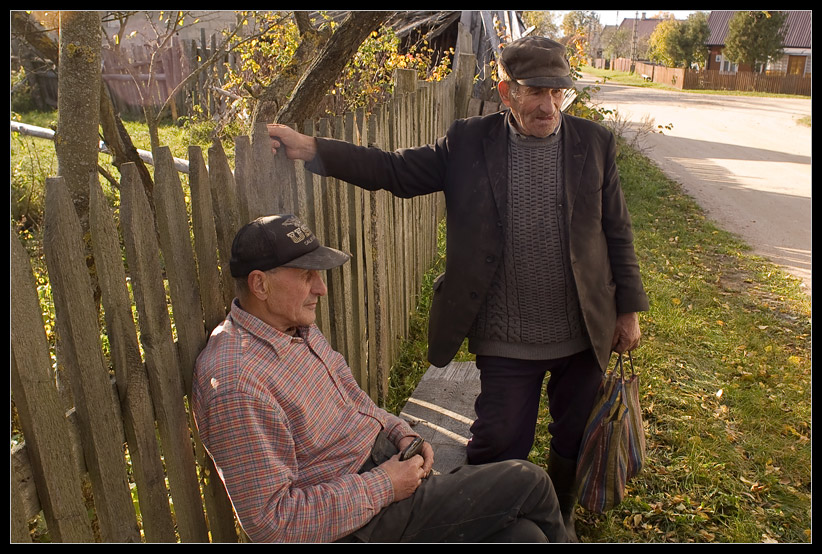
[740,475,767,494]
[763,459,780,477]
[783,424,810,443]
[626,510,645,527]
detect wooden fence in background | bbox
[100,30,236,119]
[680,68,812,96]
[10,61,473,542]
[23,30,234,118]
[594,57,811,96]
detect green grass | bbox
[567,141,811,543]
[11,110,226,231]
[387,139,811,544]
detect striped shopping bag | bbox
[575,352,646,513]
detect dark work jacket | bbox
[306,111,649,371]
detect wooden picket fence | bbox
[597,57,811,96]
[10,62,474,542]
[100,31,238,120]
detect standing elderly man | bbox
[192,214,571,543]
[267,36,649,539]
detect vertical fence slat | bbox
[10,453,33,542]
[233,135,253,224]
[359,110,378,400]
[88,175,177,542]
[344,111,367,389]
[333,115,356,374]
[189,145,227,333]
[250,122,282,218]
[43,176,141,542]
[316,119,346,356]
[302,120,332,338]
[11,229,96,543]
[187,145,240,543]
[153,146,207,395]
[120,163,210,543]
[371,103,394,400]
[208,139,243,311]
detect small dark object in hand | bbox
[399,437,424,461]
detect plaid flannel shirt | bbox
[192,300,416,542]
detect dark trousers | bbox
[341,434,569,543]
[466,349,602,464]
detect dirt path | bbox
[579,75,812,296]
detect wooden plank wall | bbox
[10,64,470,542]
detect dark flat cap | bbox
[501,36,574,89]
[229,214,350,277]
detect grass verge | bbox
[387,138,811,544]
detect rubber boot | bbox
[547,445,579,543]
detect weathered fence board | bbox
[207,139,243,312]
[153,146,208,396]
[89,174,177,542]
[120,164,210,542]
[10,230,95,543]
[11,58,475,542]
[44,177,141,542]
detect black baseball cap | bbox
[229,214,350,277]
[500,36,574,89]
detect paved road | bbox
[579,75,812,296]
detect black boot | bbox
[547,445,579,543]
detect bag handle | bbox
[614,351,637,379]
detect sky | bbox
[553,10,697,27]
[594,10,696,25]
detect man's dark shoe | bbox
[547,445,579,542]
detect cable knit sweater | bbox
[468,114,589,360]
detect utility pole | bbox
[630,10,638,72]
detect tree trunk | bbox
[249,13,332,129]
[55,11,102,233]
[256,11,394,127]
[13,11,156,207]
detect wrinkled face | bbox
[260,267,327,333]
[499,81,565,138]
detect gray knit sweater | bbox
[468,113,590,360]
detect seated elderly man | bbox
[192,214,571,543]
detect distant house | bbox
[705,10,812,76]
[617,12,667,60]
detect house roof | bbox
[706,10,812,48]
[618,16,666,40]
